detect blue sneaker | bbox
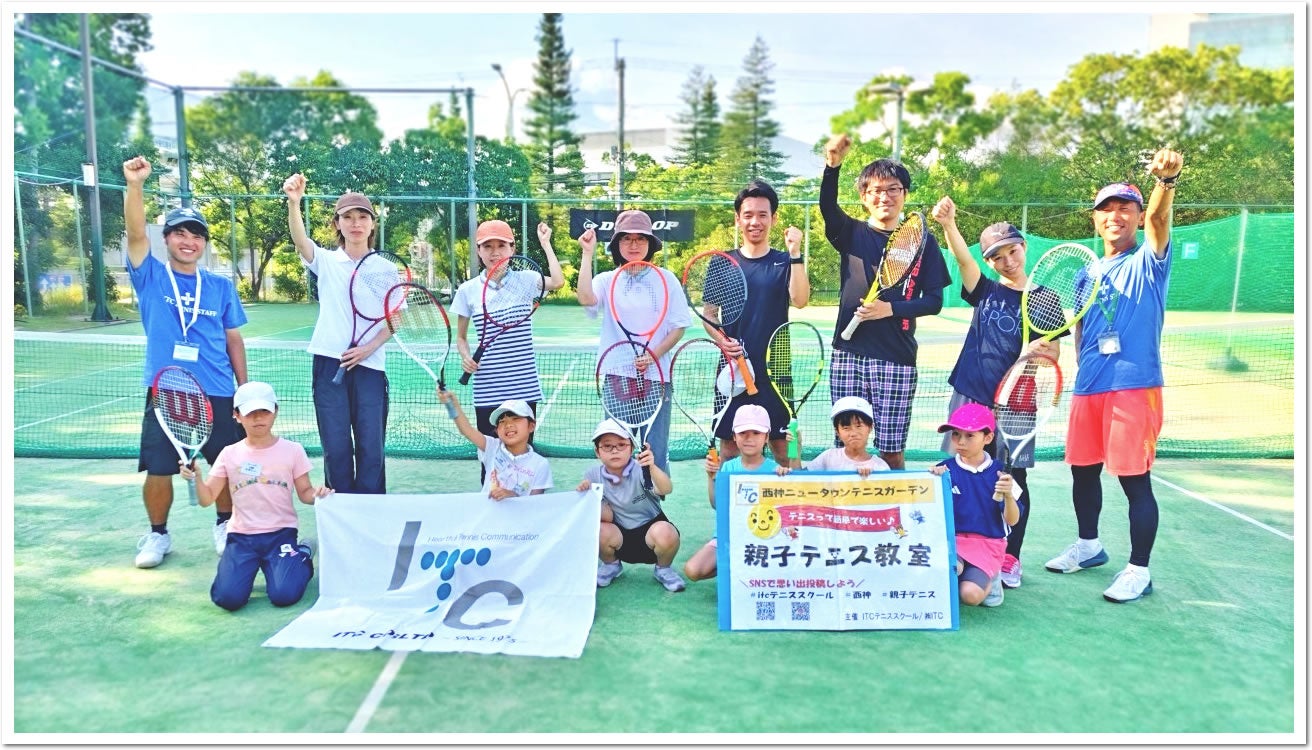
[1044,542,1109,573]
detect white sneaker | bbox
[982,571,1004,607]
[1044,541,1109,574]
[135,532,173,568]
[653,565,687,593]
[213,520,229,556]
[1103,565,1153,603]
[597,560,623,588]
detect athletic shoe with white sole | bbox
[135,532,173,569]
[1044,542,1109,573]
[213,519,229,556]
[1000,554,1023,589]
[653,565,687,593]
[597,560,623,588]
[982,571,1005,607]
[1103,566,1153,603]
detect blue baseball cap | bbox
[163,206,209,238]
[1093,183,1144,211]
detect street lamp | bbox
[490,63,527,142]
[866,82,906,163]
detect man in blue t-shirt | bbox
[708,180,811,465]
[821,134,952,469]
[1044,148,1184,605]
[122,156,248,570]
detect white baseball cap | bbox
[830,396,874,421]
[490,399,535,424]
[592,418,632,443]
[233,381,278,415]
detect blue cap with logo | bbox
[1093,182,1144,211]
[163,206,209,238]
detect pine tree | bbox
[522,13,584,193]
[719,36,788,185]
[671,66,722,168]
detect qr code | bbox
[791,602,810,622]
[755,601,775,621]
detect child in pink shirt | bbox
[184,381,332,611]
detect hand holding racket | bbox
[597,341,667,490]
[150,366,214,506]
[992,353,1061,501]
[334,250,412,385]
[384,282,457,419]
[1019,242,1102,353]
[766,321,827,465]
[671,338,742,463]
[840,211,928,340]
[682,250,757,394]
[458,255,545,385]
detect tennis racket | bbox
[596,341,667,490]
[1019,242,1102,349]
[840,211,928,340]
[670,338,742,463]
[992,353,1062,501]
[682,250,757,394]
[766,321,827,465]
[384,282,458,419]
[608,260,670,349]
[458,255,545,386]
[150,365,214,506]
[333,249,412,385]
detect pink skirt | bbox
[956,533,1007,579]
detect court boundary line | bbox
[1153,474,1294,541]
[535,355,579,426]
[345,650,407,733]
[14,395,134,431]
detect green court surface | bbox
[10,454,1297,735]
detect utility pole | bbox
[614,39,625,208]
[81,14,112,321]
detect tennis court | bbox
[9,301,1299,737]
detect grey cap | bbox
[979,222,1024,259]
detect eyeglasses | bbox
[618,234,648,245]
[865,186,905,198]
[597,443,630,453]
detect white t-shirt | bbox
[805,447,891,473]
[303,245,388,372]
[451,272,544,406]
[209,438,312,534]
[478,436,553,497]
[586,266,691,382]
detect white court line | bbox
[15,395,134,431]
[244,325,313,341]
[534,356,578,425]
[345,650,408,733]
[14,360,140,393]
[1153,475,1294,541]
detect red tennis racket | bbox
[682,250,757,395]
[150,365,214,506]
[458,255,546,386]
[992,353,1062,500]
[333,249,411,385]
[607,260,670,350]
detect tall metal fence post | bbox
[74,183,89,315]
[15,180,34,314]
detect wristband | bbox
[790,256,805,265]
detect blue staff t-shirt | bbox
[129,254,247,396]
[1073,242,1172,395]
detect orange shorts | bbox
[1065,388,1164,476]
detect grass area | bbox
[10,455,1297,735]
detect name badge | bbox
[240,461,262,477]
[173,341,200,362]
[1097,330,1121,355]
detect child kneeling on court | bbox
[439,391,553,499]
[929,403,1021,608]
[803,396,892,475]
[182,381,332,611]
[578,419,685,592]
[684,405,788,582]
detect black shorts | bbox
[616,511,679,565]
[138,392,245,475]
[713,385,791,442]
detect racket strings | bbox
[767,323,826,408]
[1026,247,1100,333]
[686,255,747,325]
[484,261,543,329]
[672,343,731,430]
[154,370,212,445]
[352,254,410,320]
[995,360,1060,437]
[389,287,450,357]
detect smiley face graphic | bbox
[747,503,782,539]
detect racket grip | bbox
[787,419,800,463]
[441,390,458,419]
[642,465,653,490]
[735,354,759,395]
[840,314,862,341]
[187,476,199,506]
[458,345,485,385]
[331,365,346,385]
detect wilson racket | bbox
[992,353,1062,501]
[670,338,741,463]
[384,282,458,419]
[682,250,757,394]
[458,255,545,386]
[608,260,670,349]
[596,341,667,490]
[334,249,412,385]
[1020,242,1102,348]
[840,211,928,340]
[766,321,827,465]
[150,365,214,506]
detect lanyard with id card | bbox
[167,263,203,362]
[1095,283,1121,355]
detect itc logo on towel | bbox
[388,521,524,629]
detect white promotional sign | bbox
[265,487,602,658]
[716,471,958,631]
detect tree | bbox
[718,36,788,186]
[671,66,722,168]
[522,13,584,194]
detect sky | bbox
[134,6,1165,150]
